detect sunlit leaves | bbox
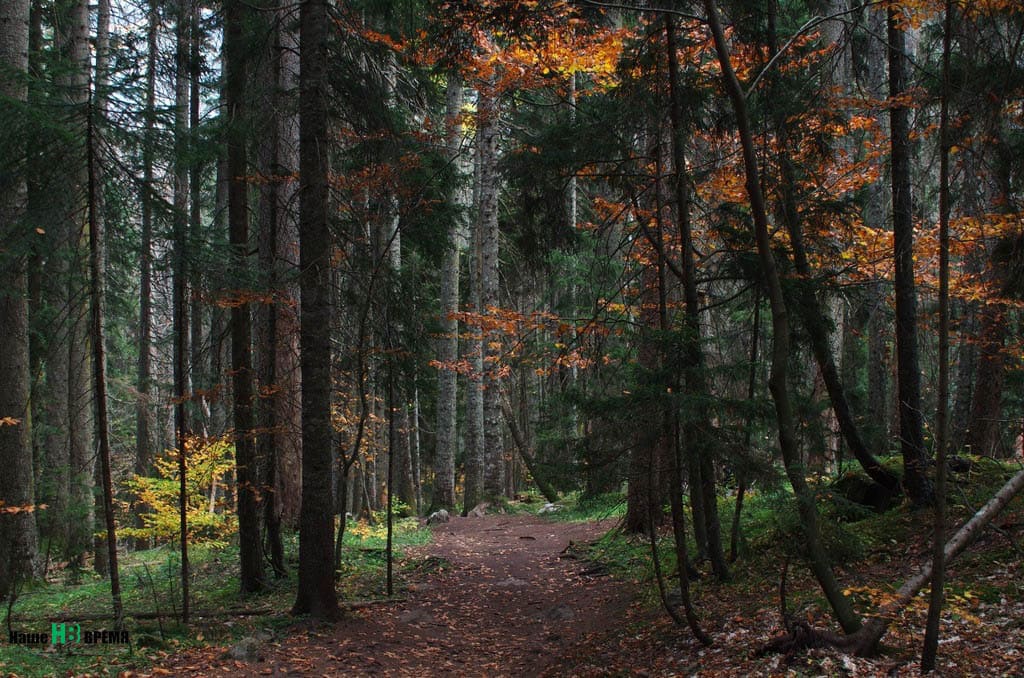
[120,435,238,547]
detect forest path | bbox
[162,513,634,676]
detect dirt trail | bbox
[162,513,634,676]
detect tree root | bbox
[757,621,856,660]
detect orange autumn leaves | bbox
[430,307,606,381]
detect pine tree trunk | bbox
[172,0,191,622]
[293,0,340,619]
[275,8,303,529]
[433,71,463,511]
[624,140,665,536]
[86,0,123,617]
[255,0,299,577]
[888,7,933,506]
[134,1,158,524]
[224,0,264,593]
[188,1,205,435]
[463,109,486,514]
[478,90,504,499]
[968,306,1007,457]
[666,14,729,579]
[921,2,954,666]
[46,0,94,572]
[0,0,40,597]
[860,5,891,457]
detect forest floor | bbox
[151,497,1024,677]
[5,464,1022,676]
[157,513,637,676]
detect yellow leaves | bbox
[121,434,237,547]
[0,416,20,427]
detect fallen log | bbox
[760,467,1024,657]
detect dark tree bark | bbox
[86,0,123,624]
[292,0,340,619]
[766,6,900,496]
[859,6,892,457]
[967,306,1007,457]
[888,7,932,506]
[256,0,300,578]
[922,0,954,668]
[0,0,40,598]
[666,13,729,581]
[624,119,668,536]
[188,0,206,435]
[45,0,94,572]
[134,1,158,535]
[703,0,860,634]
[224,0,264,593]
[172,0,191,623]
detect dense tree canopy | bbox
[2,0,1024,672]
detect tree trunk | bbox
[45,0,94,572]
[292,0,340,619]
[172,0,191,623]
[0,0,40,597]
[256,0,299,578]
[86,0,123,617]
[133,0,158,550]
[478,89,504,499]
[856,467,1024,656]
[463,109,486,514]
[276,10,302,528]
[188,0,206,436]
[224,0,264,593]
[500,399,558,503]
[921,2,954,668]
[766,4,900,495]
[967,306,1007,457]
[703,0,860,634]
[433,71,463,512]
[666,13,729,580]
[888,6,932,506]
[859,5,891,457]
[624,252,665,534]
[26,0,44,533]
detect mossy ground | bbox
[0,516,431,677]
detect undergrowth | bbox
[0,516,432,678]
